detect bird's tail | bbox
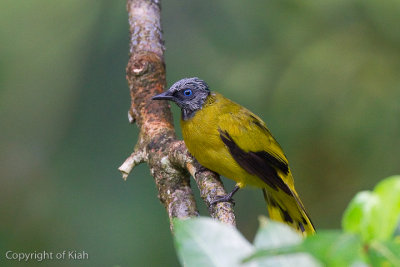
[262,187,315,236]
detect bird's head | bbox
[152,77,210,120]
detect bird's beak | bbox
[152,91,174,101]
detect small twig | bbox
[118,149,146,180]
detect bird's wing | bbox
[216,98,315,235]
[217,106,293,193]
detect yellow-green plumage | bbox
[181,93,315,235]
[152,77,315,235]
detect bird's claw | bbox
[210,194,236,206]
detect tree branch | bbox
[120,0,236,229]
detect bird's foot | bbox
[210,185,240,206]
[210,194,236,206]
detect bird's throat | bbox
[181,93,215,121]
[181,108,196,121]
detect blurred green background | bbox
[1,0,399,266]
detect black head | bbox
[152,77,210,120]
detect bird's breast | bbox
[181,106,221,158]
[180,102,250,185]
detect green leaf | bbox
[367,240,400,267]
[370,176,400,241]
[244,217,320,267]
[253,216,302,249]
[301,231,365,267]
[342,191,379,241]
[173,217,256,267]
[251,253,321,267]
[342,176,400,241]
[244,231,365,267]
[393,222,400,237]
[244,249,320,267]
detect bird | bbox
[152,77,315,235]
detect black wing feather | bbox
[218,129,291,195]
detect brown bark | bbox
[119,0,235,229]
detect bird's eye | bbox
[183,89,192,97]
